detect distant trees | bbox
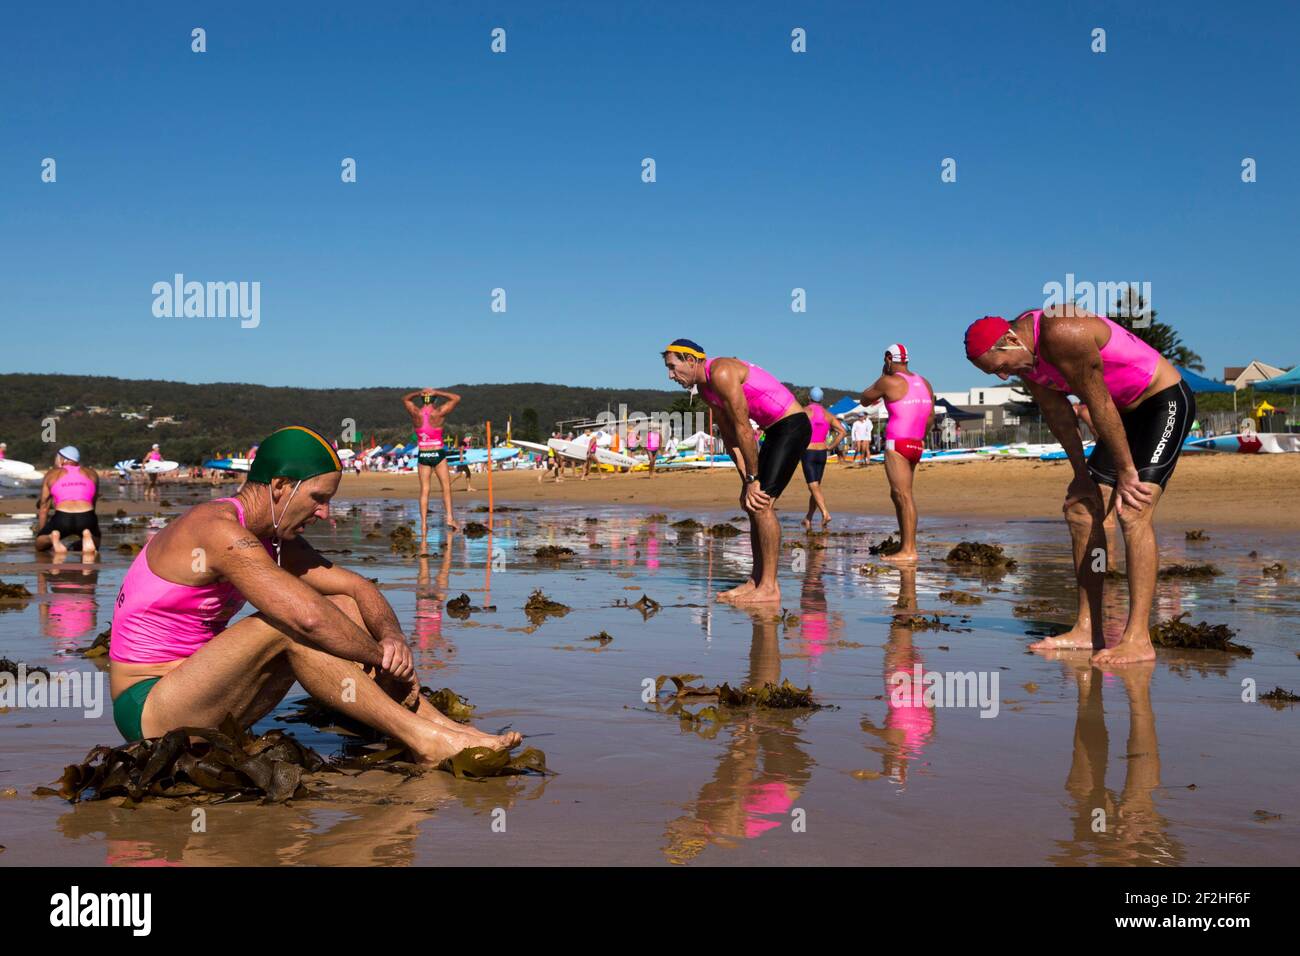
[1109,289,1205,372]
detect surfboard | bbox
[0,459,39,478]
[337,449,355,461]
[143,459,180,474]
[203,458,252,472]
[547,437,591,461]
[1185,432,1300,454]
[596,447,639,468]
[508,439,552,454]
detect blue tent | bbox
[1175,367,1234,393]
[827,396,860,417]
[1257,367,1300,392]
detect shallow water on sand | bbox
[1,486,1297,866]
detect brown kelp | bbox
[0,580,34,600]
[708,523,744,538]
[1158,563,1221,579]
[523,588,570,624]
[1260,687,1299,710]
[1150,613,1251,655]
[654,674,822,713]
[938,590,983,605]
[945,542,1017,569]
[869,536,902,556]
[534,545,576,561]
[37,716,329,805]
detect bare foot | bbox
[882,550,918,564]
[717,579,758,602]
[1091,636,1156,665]
[51,531,67,554]
[729,585,781,604]
[1029,625,1096,651]
[821,512,832,529]
[802,517,813,531]
[81,531,97,554]
[412,727,520,765]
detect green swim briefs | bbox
[112,677,160,742]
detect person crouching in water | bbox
[662,339,810,604]
[106,425,520,759]
[35,446,101,553]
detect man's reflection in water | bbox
[860,567,935,789]
[38,551,101,653]
[662,607,814,864]
[1049,658,1182,865]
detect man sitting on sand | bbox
[964,306,1195,665]
[108,425,520,761]
[662,339,810,604]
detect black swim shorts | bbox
[1087,379,1196,490]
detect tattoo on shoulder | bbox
[229,536,263,551]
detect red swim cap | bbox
[964,316,1011,361]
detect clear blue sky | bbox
[2,1,1296,393]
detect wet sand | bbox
[1,483,1297,866]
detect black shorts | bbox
[418,448,452,468]
[801,449,827,484]
[37,510,101,545]
[1087,380,1196,490]
[757,413,813,498]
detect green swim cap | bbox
[246,426,342,485]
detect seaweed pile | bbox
[615,593,661,619]
[1150,614,1251,655]
[523,588,570,624]
[462,522,491,538]
[869,536,902,556]
[945,542,1017,570]
[653,673,822,724]
[707,523,744,538]
[585,631,614,646]
[37,717,328,805]
[1260,687,1299,709]
[445,594,494,619]
[0,580,32,600]
[938,590,983,605]
[1013,599,1061,617]
[534,545,576,561]
[670,518,703,531]
[1158,563,1221,579]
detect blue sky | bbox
[2,1,1296,392]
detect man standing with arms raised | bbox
[964,306,1194,665]
[859,344,934,563]
[662,339,810,604]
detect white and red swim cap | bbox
[885,343,909,363]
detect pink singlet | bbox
[697,358,797,428]
[416,406,444,449]
[109,498,273,664]
[1019,310,1159,407]
[49,464,97,506]
[884,372,930,441]
[807,403,830,444]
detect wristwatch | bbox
[744,473,758,484]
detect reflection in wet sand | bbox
[860,568,935,788]
[1051,660,1183,866]
[2,486,1297,866]
[663,609,814,864]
